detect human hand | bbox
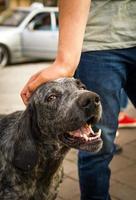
[20,63,75,105]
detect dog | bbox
[0,78,103,200]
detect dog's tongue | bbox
[73,124,91,136]
[70,124,94,137]
[69,124,101,141]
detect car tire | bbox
[0,45,10,68]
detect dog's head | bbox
[31,78,103,152]
[13,78,103,171]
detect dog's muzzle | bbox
[59,91,103,153]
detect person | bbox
[115,90,136,154]
[21,1,136,199]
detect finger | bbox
[21,90,32,105]
[20,84,32,105]
[24,71,41,88]
[21,76,44,105]
[21,90,29,105]
[20,91,28,105]
[20,72,41,104]
[27,75,45,94]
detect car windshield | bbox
[0,9,29,27]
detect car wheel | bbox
[0,45,10,68]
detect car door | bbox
[21,11,58,59]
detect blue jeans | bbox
[75,47,136,200]
[120,89,128,110]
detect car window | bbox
[0,9,29,27]
[30,13,52,31]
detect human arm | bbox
[21,0,91,105]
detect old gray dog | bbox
[0,78,103,200]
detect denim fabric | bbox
[120,89,128,110]
[75,47,136,200]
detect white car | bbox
[0,4,59,67]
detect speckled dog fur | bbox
[0,78,102,200]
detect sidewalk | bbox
[0,63,136,200]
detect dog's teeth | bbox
[89,125,92,130]
[83,134,89,141]
[89,125,95,135]
[96,129,101,137]
[88,129,102,141]
[88,137,92,141]
[80,134,84,138]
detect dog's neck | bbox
[1,108,70,180]
[32,118,69,159]
[24,114,69,189]
[0,110,70,199]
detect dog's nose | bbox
[77,92,100,109]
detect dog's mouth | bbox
[59,122,103,153]
[67,124,101,143]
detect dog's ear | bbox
[13,104,39,171]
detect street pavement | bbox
[0,62,136,200]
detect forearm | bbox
[55,0,91,76]
[21,0,91,104]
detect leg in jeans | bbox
[75,49,128,200]
[120,89,128,110]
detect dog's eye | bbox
[47,94,57,102]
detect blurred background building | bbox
[0,0,57,11]
[0,0,8,12]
